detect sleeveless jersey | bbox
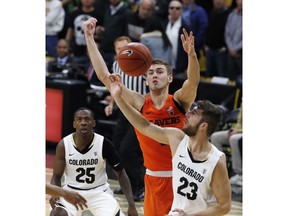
[169,135,224,214]
[63,133,108,190]
[135,94,186,171]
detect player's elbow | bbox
[220,201,232,215]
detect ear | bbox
[92,120,96,127]
[200,122,208,131]
[168,74,173,84]
[73,121,76,129]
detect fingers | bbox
[182,28,188,38]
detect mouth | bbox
[152,80,158,84]
[80,128,88,133]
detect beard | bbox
[182,121,202,137]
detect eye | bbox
[147,71,154,76]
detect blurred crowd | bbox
[46,0,242,81]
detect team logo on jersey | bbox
[166,106,175,116]
[202,168,207,174]
[94,152,98,156]
[120,49,133,56]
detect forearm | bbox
[186,53,200,86]
[117,171,136,208]
[46,184,65,197]
[85,35,111,89]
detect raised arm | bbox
[110,74,185,154]
[83,18,111,89]
[83,18,144,110]
[173,29,200,112]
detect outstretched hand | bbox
[181,28,196,56]
[83,17,98,37]
[109,74,123,98]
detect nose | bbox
[80,119,87,125]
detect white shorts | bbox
[55,183,124,216]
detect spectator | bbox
[182,0,209,58]
[165,0,190,75]
[125,0,156,42]
[49,107,138,216]
[210,103,242,186]
[65,0,104,66]
[140,18,172,65]
[195,0,213,16]
[47,39,74,73]
[58,0,82,39]
[224,0,242,81]
[46,0,65,57]
[98,0,131,72]
[153,0,170,22]
[204,0,230,77]
[84,17,200,215]
[104,36,147,202]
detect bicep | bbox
[52,141,66,180]
[211,155,232,207]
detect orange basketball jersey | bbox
[135,95,186,171]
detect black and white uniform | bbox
[168,135,224,215]
[57,133,124,216]
[112,61,147,94]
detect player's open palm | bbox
[181,28,196,56]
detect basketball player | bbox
[84,17,200,215]
[46,184,87,210]
[49,107,138,216]
[109,76,231,215]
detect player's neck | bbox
[188,136,211,161]
[150,90,169,109]
[73,133,94,150]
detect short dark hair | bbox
[197,100,222,136]
[74,107,95,120]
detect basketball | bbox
[117,42,152,76]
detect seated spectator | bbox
[140,17,172,65]
[210,103,242,186]
[47,39,74,73]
